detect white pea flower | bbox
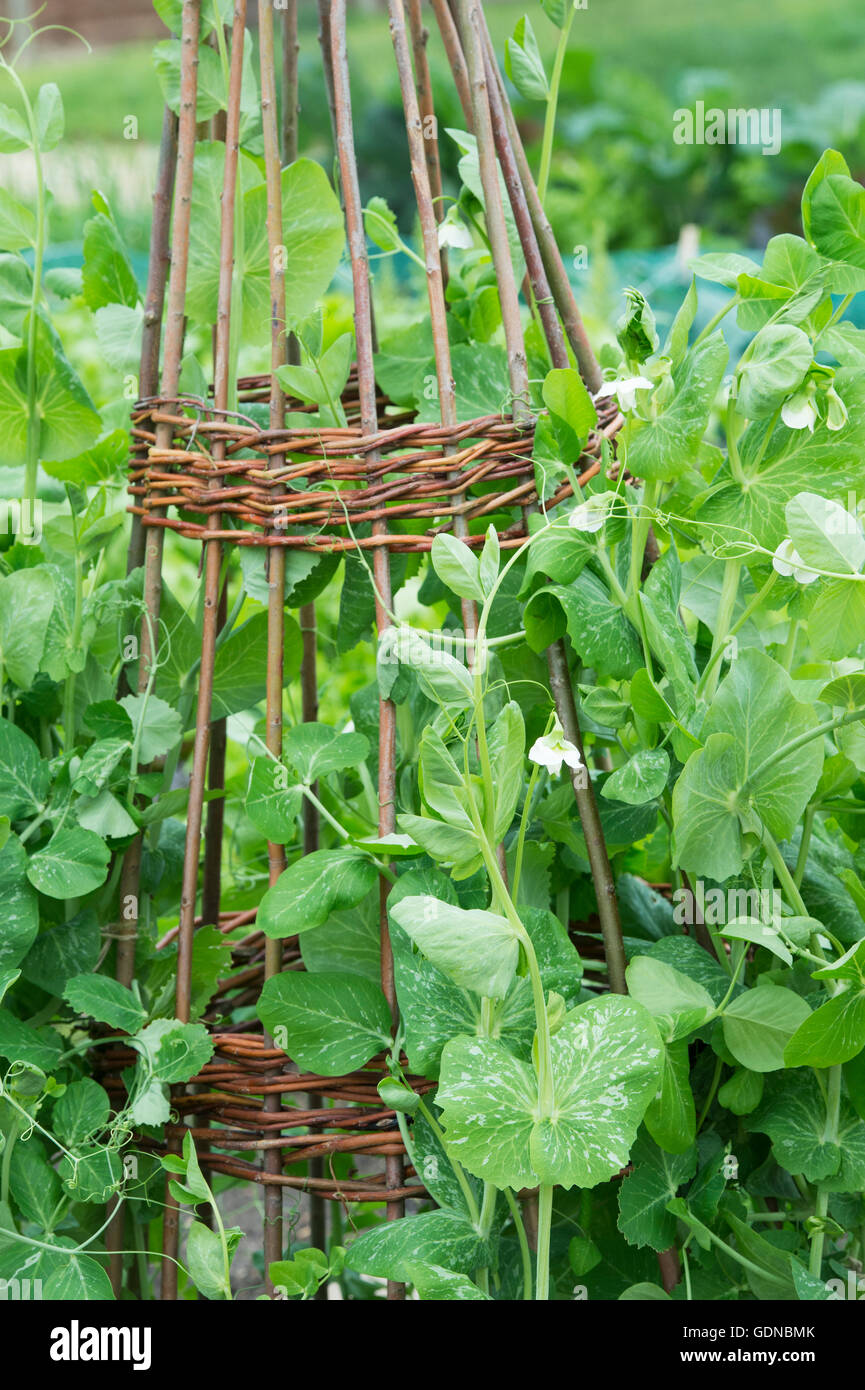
[781,382,818,433]
[568,491,616,533]
[772,538,820,585]
[529,719,584,776]
[437,209,473,250]
[825,385,848,432]
[595,375,654,413]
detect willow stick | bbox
[278,0,328,1280]
[437,0,626,993]
[455,0,530,423]
[429,0,472,125]
[406,0,448,287]
[545,644,627,993]
[157,0,202,1304]
[258,0,295,1288]
[478,12,601,392]
[115,104,180,1003]
[316,0,339,145]
[170,13,246,1304]
[482,39,567,370]
[388,0,476,645]
[177,0,245,1024]
[200,573,228,927]
[126,107,179,579]
[281,0,299,164]
[331,0,404,1301]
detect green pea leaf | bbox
[525,573,642,679]
[21,911,101,995]
[10,1141,63,1227]
[720,917,793,967]
[245,758,302,842]
[0,1013,63,1070]
[722,983,812,1072]
[541,367,597,457]
[625,956,715,1042]
[0,717,48,820]
[643,1039,696,1153]
[784,988,865,1068]
[808,580,865,660]
[0,567,53,692]
[672,651,823,880]
[43,1254,115,1301]
[185,1220,237,1301]
[602,749,669,806]
[257,848,378,938]
[617,1131,698,1252]
[505,15,549,103]
[579,686,631,728]
[0,102,30,152]
[118,693,182,763]
[94,303,143,373]
[389,894,520,1000]
[437,995,662,1190]
[0,189,36,251]
[689,251,761,288]
[63,974,147,1034]
[0,835,38,969]
[786,491,865,575]
[735,235,825,332]
[256,970,392,1074]
[186,146,344,337]
[407,1263,491,1300]
[33,83,63,152]
[718,1066,764,1116]
[345,1211,491,1281]
[282,722,370,784]
[81,211,139,311]
[488,700,525,840]
[747,1071,844,1182]
[802,149,851,245]
[136,1019,213,1084]
[52,1078,111,1148]
[26,829,110,899]
[736,323,811,419]
[808,160,865,271]
[430,533,483,602]
[59,1147,123,1205]
[153,39,229,125]
[621,333,728,480]
[363,194,401,253]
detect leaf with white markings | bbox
[438,996,662,1190]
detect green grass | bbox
[14,0,865,144]
[5,0,863,263]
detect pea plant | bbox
[252,146,865,1301]
[2,0,865,1304]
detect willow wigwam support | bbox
[113,0,627,1302]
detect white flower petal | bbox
[529,726,582,777]
[437,217,473,250]
[772,538,819,585]
[561,745,584,770]
[781,397,817,432]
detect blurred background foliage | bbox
[8,0,865,378]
